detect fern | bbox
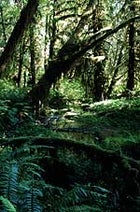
[0,161,19,205]
[64,205,102,212]
[22,186,43,212]
[0,196,17,212]
[0,142,49,211]
[50,184,113,212]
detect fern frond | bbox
[66,204,102,212]
[0,161,19,205]
[0,196,17,212]
[23,187,43,212]
[53,185,90,210]
[52,184,112,212]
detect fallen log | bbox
[0,136,139,170]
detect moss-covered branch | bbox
[0,136,139,170]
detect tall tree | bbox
[92,1,106,101]
[16,38,25,87]
[29,24,36,88]
[0,0,39,76]
[126,2,136,93]
[0,3,7,43]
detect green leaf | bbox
[0,196,17,212]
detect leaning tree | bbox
[0,0,140,114]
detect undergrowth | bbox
[0,80,140,211]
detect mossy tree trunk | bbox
[126,4,135,93]
[0,3,7,43]
[29,25,36,88]
[106,44,124,98]
[0,0,39,76]
[17,39,25,87]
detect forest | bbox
[0,0,140,211]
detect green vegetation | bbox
[0,80,139,211]
[0,0,140,211]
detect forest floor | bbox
[37,97,140,153]
[0,94,140,211]
[29,97,140,210]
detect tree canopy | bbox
[0,0,140,105]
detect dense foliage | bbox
[0,0,140,211]
[0,80,139,211]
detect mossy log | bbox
[0,136,139,171]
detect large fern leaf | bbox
[0,196,17,212]
[21,186,43,212]
[51,185,112,212]
[0,161,19,205]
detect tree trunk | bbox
[0,4,7,43]
[0,0,39,76]
[126,21,135,92]
[106,44,124,98]
[92,2,105,101]
[94,61,105,101]
[126,5,135,93]
[17,40,25,87]
[29,25,36,88]
[30,58,73,115]
[48,0,57,60]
